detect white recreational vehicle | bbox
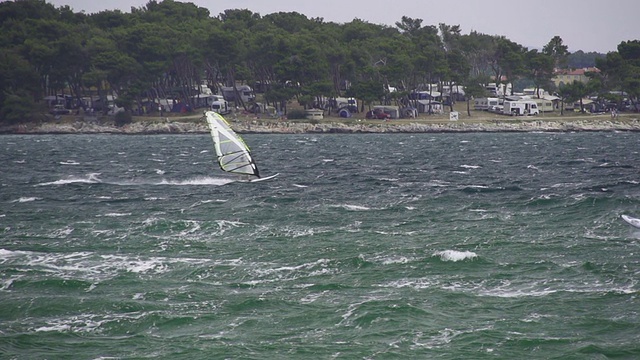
[210,95,230,115]
[221,85,255,103]
[503,100,539,116]
[474,97,500,111]
[334,97,358,112]
[485,83,511,97]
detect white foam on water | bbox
[0,248,210,282]
[378,255,416,265]
[250,259,331,282]
[333,204,371,211]
[188,199,228,209]
[477,284,557,298]
[426,180,450,187]
[433,250,478,262]
[33,311,150,334]
[299,291,325,304]
[98,213,131,217]
[36,173,102,186]
[59,160,80,165]
[210,220,246,236]
[50,227,74,238]
[157,176,234,186]
[379,278,437,290]
[463,184,490,189]
[460,164,481,169]
[278,226,316,238]
[1,275,23,291]
[411,328,463,350]
[338,295,392,326]
[11,197,41,203]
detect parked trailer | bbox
[474,97,500,111]
[221,85,255,103]
[502,100,539,116]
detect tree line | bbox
[0,0,638,124]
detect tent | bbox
[339,109,352,118]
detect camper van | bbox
[474,97,500,111]
[334,97,358,112]
[503,100,539,116]
[210,95,230,115]
[221,85,255,103]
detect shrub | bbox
[114,111,132,127]
[286,109,307,120]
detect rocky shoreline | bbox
[2,115,640,134]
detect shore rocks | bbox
[2,116,639,134]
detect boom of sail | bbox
[205,111,260,178]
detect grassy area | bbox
[48,102,637,129]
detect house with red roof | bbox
[551,67,600,88]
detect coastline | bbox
[2,113,639,135]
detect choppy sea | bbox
[1,132,639,359]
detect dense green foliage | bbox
[0,0,638,124]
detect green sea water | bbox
[1,132,639,359]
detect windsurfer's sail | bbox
[205,111,260,178]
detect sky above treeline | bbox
[45,0,639,54]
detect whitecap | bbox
[59,160,80,165]
[464,185,490,189]
[380,256,415,265]
[157,176,234,186]
[50,227,74,238]
[1,275,22,291]
[334,204,370,211]
[460,164,481,169]
[99,213,131,217]
[11,197,41,203]
[36,173,102,186]
[434,250,477,262]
